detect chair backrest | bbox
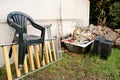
[7,11,35,33]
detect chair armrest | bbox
[32,22,45,38]
[32,22,45,30]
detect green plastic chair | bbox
[7,11,45,69]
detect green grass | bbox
[0,48,120,80]
[21,48,120,80]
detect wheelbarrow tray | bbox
[62,37,94,53]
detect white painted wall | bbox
[0,0,90,67]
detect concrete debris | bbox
[114,29,120,35]
[115,38,120,46]
[88,24,119,41]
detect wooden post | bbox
[23,55,28,74]
[12,45,21,77]
[47,41,53,62]
[28,46,35,71]
[42,56,45,66]
[44,41,50,64]
[33,45,40,68]
[39,44,45,66]
[2,46,12,80]
[52,40,57,61]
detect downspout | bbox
[57,0,63,38]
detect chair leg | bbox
[18,44,25,70]
[41,42,44,61]
[41,28,45,61]
[9,40,15,58]
[9,47,12,58]
[18,30,26,70]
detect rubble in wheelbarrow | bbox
[72,28,95,44]
[62,29,95,45]
[61,27,95,53]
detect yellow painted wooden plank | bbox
[52,40,57,61]
[28,46,35,71]
[42,56,45,66]
[12,45,21,77]
[2,46,12,80]
[47,41,53,62]
[44,41,50,64]
[33,45,40,68]
[23,55,28,74]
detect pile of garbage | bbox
[62,24,120,46]
[114,29,120,46]
[88,24,119,41]
[88,24,120,46]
